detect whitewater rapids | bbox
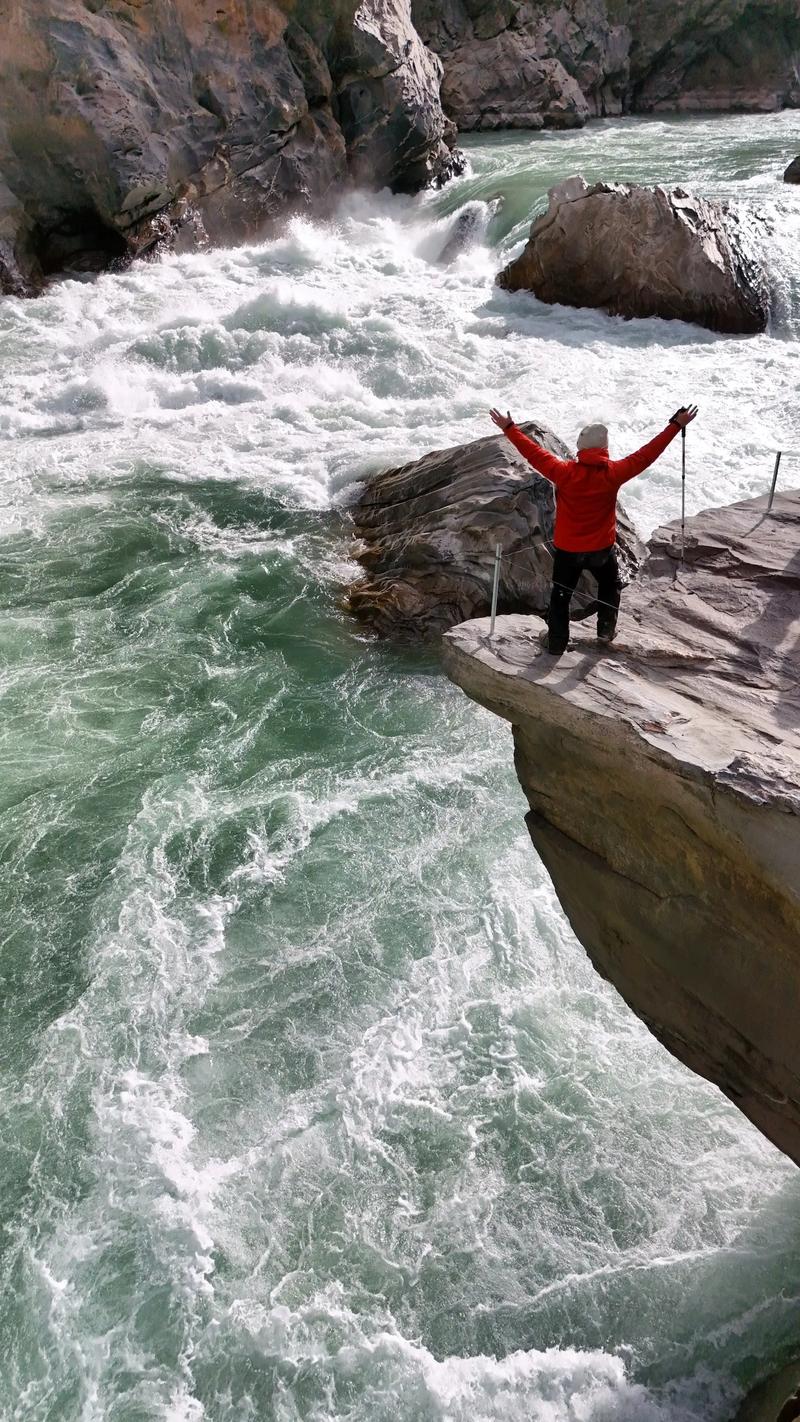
[1,112,799,1422]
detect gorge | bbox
[1,0,799,293]
[1,10,800,1420]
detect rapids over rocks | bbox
[1,114,799,1422]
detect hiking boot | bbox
[540,628,568,655]
[597,613,617,644]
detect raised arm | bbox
[489,408,571,486]
[610,406,698,486]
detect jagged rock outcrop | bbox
[346,422,643,638]
[785,157,800,183]
[443,488,800,1166]
[412,0,800,129]
[0,0,460,296]
[498,176,770,335]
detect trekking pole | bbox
[489,542,502,639]
[767,451,782,513]
[680,427,686,562]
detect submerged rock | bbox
[443,487,800,1166]
[498,177,770,335]
[0,0,460,296]
[346,423,644,639]
[785,156,800,183]
[437,199,501,263]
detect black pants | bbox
[548,546,621,652]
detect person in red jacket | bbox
[489,405,698,653]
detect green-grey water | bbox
[1,113,800,1421]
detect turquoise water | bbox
[1,113,800,1421]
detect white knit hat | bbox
[577,422,609,451]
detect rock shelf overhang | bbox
[443,490,800,1165]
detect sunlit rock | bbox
[498,177,770,335]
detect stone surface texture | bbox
[785,156,800,183]
[443,489,800,1166]
[0,0,459,295]
[498,176,770,334]
[412,0,800,129]
[346,421,644,638]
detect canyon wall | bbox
[0,0,459,294]
[412,0,800,129]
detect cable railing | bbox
[488,445,800,640]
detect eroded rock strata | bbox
[412,0,800,129]
[443,490,800,1165]
[0,0,460,295]
[346,422,643,638]
[498,176,770,334]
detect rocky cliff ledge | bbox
[443,489,800,1165]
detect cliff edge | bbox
[443,489,800,1165]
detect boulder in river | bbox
[497,176,770,335]
[784,157,800,183]
[444,487,800,1166]
[346,423,644,639]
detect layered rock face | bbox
[412,0,800,129]
[443,489,800,1166]
[498,177,770,334]
[0,0,459,295]
[346,422,643,637]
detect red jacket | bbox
[504,422,680,552]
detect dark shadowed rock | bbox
[498,176,770,335]
[346,423,644,638]
[785,156,800,183]
[443,488,800,1166]
[0,0,459,296]
[437,198,501,263]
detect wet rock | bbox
[0,0,459,295]
[443,488,800,1166]
[346,422,644,639]
[437,198,501,263]
[785,156,800,183]
[498,176,770,335]
[735,1362,800,1422]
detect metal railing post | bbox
[680,428,686,562]
[767,451,783,513]
[489,542,502,638]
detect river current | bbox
[1,113,799,1422]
